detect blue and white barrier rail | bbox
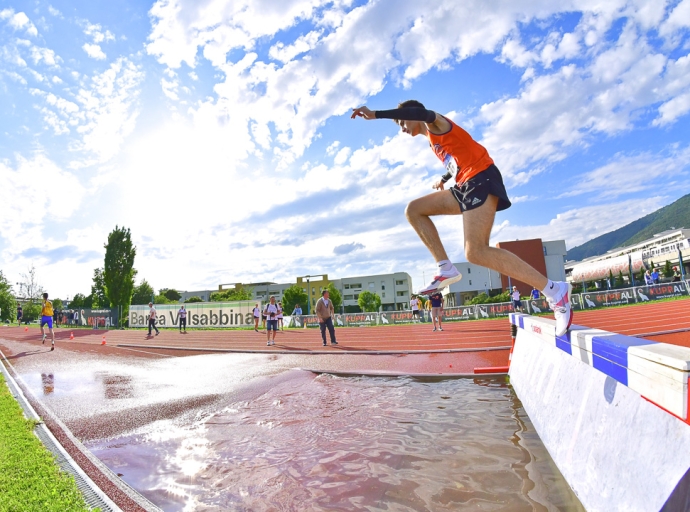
[508,313,690,511]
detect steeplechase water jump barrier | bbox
[508,313,690,512]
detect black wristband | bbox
[374,107,436,123]
[440,172,453,183]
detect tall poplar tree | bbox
[103,226,137,325]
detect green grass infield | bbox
[0,374,94,512]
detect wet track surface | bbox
[1,343,581,511]
[2,300,688,511]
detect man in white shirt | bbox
[148,302,160,336]
[410,296,421,322]
[511,287,522,313]
[264,296,280,346]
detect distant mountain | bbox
[567,193,690,262]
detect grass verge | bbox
[0,373,95,512]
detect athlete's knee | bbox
[404,200,419,222]
[464,241,489,264]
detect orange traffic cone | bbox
[101,335,106,345]
[69,332,74,340]
[24,326,28,332]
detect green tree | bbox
[638,267,646,284]
[358,290,381,312]
[17,265,44,322]
[209,287,254,302]
[608,269,614,288]
[616,270,625,288]
[326,283,342,310]
[91,268,108,307]
[52,298,64,311]
[69,293,88,308]
[282,285,308,315]
[185,296,203,303]
[154,293,175,304]
[103,226,137,326]
[663,260,674,278]
[131,280,154,305]
[0,270,16,323]
[161,288,182,302]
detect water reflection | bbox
[95,372,134,400]
[41,373,54,395]
[88,373,584,511]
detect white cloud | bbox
[33,58,144,161]
[48,6,62,18]
[0,154,85,242]
[82,43,106,60]
[83,22,115,44]
[30,46,59,66]
[490,196,668,250]
[564,146,690,198]
[2,10,38,37]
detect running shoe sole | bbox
[419,272,463,295]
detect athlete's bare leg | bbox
[463,196,548,290]
[405,191,548,290]
[405,190,458,262]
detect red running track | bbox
[2,297,688,374]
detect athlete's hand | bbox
[351,106,376,120]
[433,180,446,190]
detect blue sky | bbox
[1,0,689,299]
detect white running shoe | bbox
[439,327,443,331]
[546,282,573,336]
[418,266,463,295]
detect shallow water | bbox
[83,370,583,511]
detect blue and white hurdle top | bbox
[509,313,690,423]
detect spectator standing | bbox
[16,304,22,326]
[410,296,421,322]
[651,268,660,284]
[277,301,284,331]
[264,296,280,346]
[178,305,187,333]
[644,270,653,286]
[511,286,522,312]
[425,297,432,323]
[531,287,540,300]
[53,308,58,328]
[40,293,55,351]
[315,290,337,347]
[429,292,444,332]
[672,267,681,282]
[148,302,160,337]
[252,303,261,332]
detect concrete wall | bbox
[509,313,690,511]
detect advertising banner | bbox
[526,298,551,314]
[130,301,257,328]
[476,302,516,318]
[570,294,583,310]
[443,306,477,321]
[334,313,379,327]
[286,315,320,328]
[633,282,688,302]
[581,288,636,308]
[379,310,416,325]
[60,308,119,328]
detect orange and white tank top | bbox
[427,117,494,184]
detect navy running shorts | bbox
[451,164,511,213]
